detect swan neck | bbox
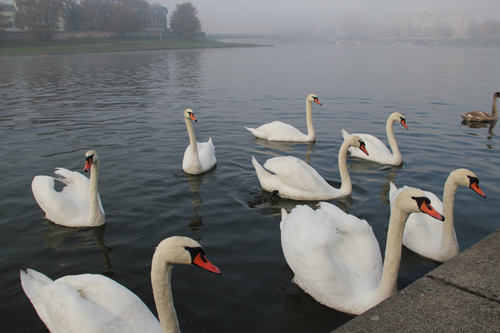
[185,118,199,160]
[492,94,498,118]
[374,207,408,301]
[89,162,102,224]
[337,140,352,195]
[441,179,459,252]
[386,118,401,164]
[305,100,316,141]
[151,251,180,333]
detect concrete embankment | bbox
[334,229,500,332]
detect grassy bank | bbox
[0,37,267,56]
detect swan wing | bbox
[197,138,217,171]
[22,269,161,333]
[246,121,307,141]
[262,156,335,199]
[281,203,382,309]
[390,183,444,256]
[347,133,393,162]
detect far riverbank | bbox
[0,37,268,57]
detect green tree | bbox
[169,2,201,40]
[14,0,65,38]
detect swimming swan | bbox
[21,236,221,333]
[389,169,485,262]
[245,94,322,142]
[461,92,500,122]
[251,135,368,200]
[31,150,105,227]
[182,109,217,175]
[342,112,408,165]
[280,189,444,315]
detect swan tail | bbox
[245,127,258,136]
[341,129,350,140]
[20,269,52,326]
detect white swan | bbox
[245,94,322,142]
[182,109,217,175]
[21,236,221,333]
[389,169,486,262]
[341,112,408,165]
[461,92,500,122]
[251,135,368,201]
[31,150,105,227]
[280,189,444,315]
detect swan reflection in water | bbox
[185,171,217,231]
[42,222,112,274]
[462,120,496,149]
[250,139,316,164]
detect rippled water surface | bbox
[1,44,499,332]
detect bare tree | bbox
[15,0,65,37]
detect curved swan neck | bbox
[151,251,180,333]
[337,140,352,195]
[492,93,498,118]
[386,117,401,165]
[185,117,199,160]
[89,162,103,224]
[374,207,408,301]
[441,178,459,252]
[305,99,316,141]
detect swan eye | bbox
[185,246,206,261]
[467,175,479,186]
[85,155,94,162]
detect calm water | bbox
[1,44,499,332]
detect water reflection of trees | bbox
[42,222,112,274]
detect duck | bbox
[251,135,368,201]
[280,188,444,315]
[461,92,500,122]
[31,150,105,227]
[182,109,217,175]
[245,94,322,142]
[390,169,485,262]
[20,236,221,333]
[341,112,408,165]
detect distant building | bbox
[146,6,168,32]
[0,2,16,29]
[335,35,370,45]
[388,7,469,38]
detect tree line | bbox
[0,0,202,39]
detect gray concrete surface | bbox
[334,229,500,332]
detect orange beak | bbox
[418,199,444,221]
[470,182,486,198]
[193,252,221,275]
[314,98,322,106]
[359,141,369,156]
[401,118,409,130]
[190,113,197,122]
[83,157,92,172]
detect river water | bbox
[1,43,499,332]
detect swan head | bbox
[390,112,409,130]
[449,168,486,198]
[346,135,369,156]
[494,92,500,99]
[184,108,197,122]
[395,188,444,221]
[83,150,99,172]
[156,236,221,274]
[307,94,322,106]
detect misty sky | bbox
[158,0,500,34]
